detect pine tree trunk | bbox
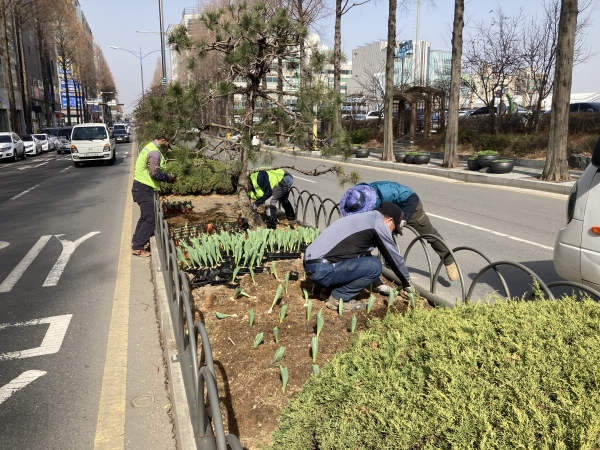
[542,0,577,181]
[277,56,284,145]
[381,0,396,162]
[1,5,19,133]
[443,0,464,169]
[332,0,342,126]
[15,19,32,133]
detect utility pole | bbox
[158,0,167,85]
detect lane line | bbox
[0,314,73,360]
[10,184,40,200]
[16,166,32,171]
[0,371,47,405]
[93,148,134,449]
[428,213,554,251]
[0,241,8,250]
[34,162,49,168]
[294,175,316,183]
[60,166,71,173]
[0,236,52,293]
[43,232,101,287]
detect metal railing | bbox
[154,195,242,450]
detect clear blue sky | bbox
[81,0,599,113]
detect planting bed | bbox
[190,260,423,449]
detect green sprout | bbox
[249,267,255,284]
[273,326,279,343]
[279,304,288,323]
[306,300,313,321]
[272,346,286,365]
[367,295,376,314]
[316,310,324,338]
[253,332,264,348]
[312,364,320,376]
[248,308,255,326]
[311,336,319,363]
[338,298,343,315]
[231,267,240,283]
[280,366,289,393]
[215,312,232,319]
[388,289,395,309]
[269,284,284,313]
[271,261,278,279]
[351,315,357,334]
[232,286,250,299]
[303,289,309,304]
[284,272,290,293]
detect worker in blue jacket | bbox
[340,181,459,282]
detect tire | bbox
[12,150,18,162]
[21,149,26,160]
[108,152,115,165]
[74,162,81,167]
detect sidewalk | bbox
[264,144,578,195]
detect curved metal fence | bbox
[154,196,243,450]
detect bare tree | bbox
[0,0,20,132]
[442,0,464,169]
[351,63,385,112]
[542,0,578,182]
[381,0,397,162]
[462,8,523,134]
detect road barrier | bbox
[154,195,243,450]
[153,186,600,448]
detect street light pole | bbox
[139,47,145,101]
[158,0,167,82]
[111,46,161,101]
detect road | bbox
[253,150,569,302]
[0,146,131,448]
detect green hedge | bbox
[270,297,600,449]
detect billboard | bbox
[61,93,83,109]
[60,79,80,92]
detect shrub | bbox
[477,150,499,156]
[347,128,372,145]
[270,296,600,449]
[468,155,478,160]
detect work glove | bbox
[399,220,406,229]
[252,203,258,211]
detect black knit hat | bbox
[376,202,405,235]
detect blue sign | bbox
[60,79,79,91]
[61,93,83,109]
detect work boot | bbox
[445,262,459,281]
[325,298,366,311]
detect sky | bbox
[81,0,600,113]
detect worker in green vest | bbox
[248,169,296,229]
[131,136,176,257]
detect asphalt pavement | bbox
[251,149,570,302]
[0,144,174,449]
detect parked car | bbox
[0,132,26,162]
[553,138,600,290]
[469,105,531,116]
[70,123,116,167]
[22,134,42,156]
[569,102,600,112]
[56,126,73,154]
[41,127,60,149]
[366,110,383,120]
[33,133,54,152]
[113,128,130,143]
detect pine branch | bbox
[249,165,336,177]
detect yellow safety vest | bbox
[248,169,285,201]
[134,141,167,190]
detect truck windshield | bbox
[72,127,107,140]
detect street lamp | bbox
[110,46,162,100]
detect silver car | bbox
[34,134,54,152]
[22,134,43,156]
[0,132,26,162]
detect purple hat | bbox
[340,184,377,216]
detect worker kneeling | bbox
[248,168,296,229]
[304,202,412,311]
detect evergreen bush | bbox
[270,296,600,449]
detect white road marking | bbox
[428,213,555,251]
[0,315,72,361]
[43,232,101,287]
[59,166,71,173]
[10,184,40,200]
[0,242,8,250]
[0,236,52,293]
[294,176,317,183]
[0,371,47,405]
[16,166,32,170]
[34,162,49,167]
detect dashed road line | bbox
[294,176,317,183]
[428,213,554,251]
[0,236,52,293]
[10,184,40,200]
[59,166,71,173]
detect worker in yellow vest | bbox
[248,169,296,229]
[131,136,176,257]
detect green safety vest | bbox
[248,169,285,201]
[134,141,167,190]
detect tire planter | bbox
[477,154,500,167]
[467,159,482,171]
[394,152,407,162]
[354,149,370,158]
[404,154,415,164]
[413,154,431,165]
[491,160,515,174]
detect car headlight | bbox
[71,145,78,153]
[103,144,111,152]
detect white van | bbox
[553,138,600,290]
[70,123,116,167]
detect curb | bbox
[150,236,197,450]
[264,146,574,195]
